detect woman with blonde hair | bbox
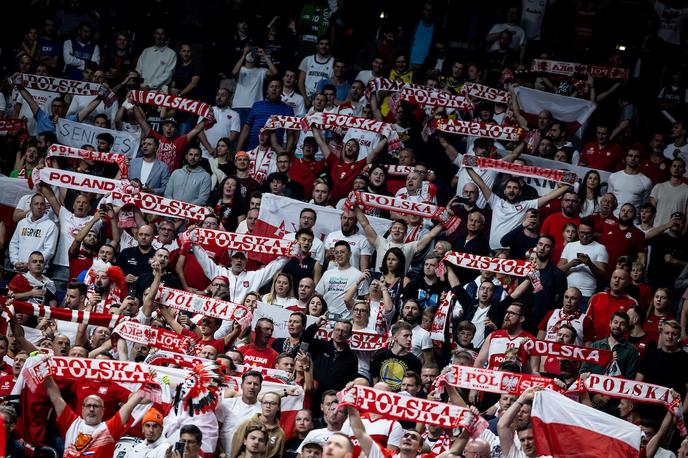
[262,272,298,308]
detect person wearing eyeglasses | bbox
[170,424,203,458]
[230,392,285,458]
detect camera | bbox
[174,441,185,455]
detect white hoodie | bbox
[9,212,58,266]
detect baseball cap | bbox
[231,251,247,258]
[235,151,249,159]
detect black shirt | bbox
[116,246,155,277]
[638,348,688,398]
[401,277,449,310]
[369,349,422,391]
[132,271,182,300]
[282,256,316,286]
[500,226,538,260]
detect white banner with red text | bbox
[522,339,612,365]
[434,119,523,141]
[158,286,249,322]
[462,155,577,185]
[128,90,214,123]
[315,327,390,351]
[530,59,629,80]
[47,144,128,177]
[113,320,196,355]
[12,73,116,106]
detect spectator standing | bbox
[298,37,334,103]
[164,147,212,206]
[238,79,295,151]
[62,22,100,80]
[607,148,652,216]
[232,47,279,126]
[136,27,177,91]
[9,193,57,270]
[558,218,608,303]
[650,158,688,226]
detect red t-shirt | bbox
[639,158,670,184]
[586,292,637,340]
[579,142,623,171]
[289,157,327,197]
[541,212,580,264]
[0,374,14,398]
[69,249,96,281]
[150,130,190,172]
[181,242,230,291]
[182,328,227,355]
[643,312,676,343]
[590,213,618,233]
[70,380,131,422]
[237,343,279,368]
[326,155,368,202]
[57,405,126,458]
[598,223,646,274]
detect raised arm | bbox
[416,224,444,252]
[501,141,525,163]
[466,167,492,201]
[346,405,375,456]
[498,387,539,456]
[185,119,206,142]
[118,390,146,424]
[354,206,378,245]
[37,181,62,216]
[142,263,163,318]
[509,87,529,129]
[344,271,369,310]
[17,85,40,117]
[75,94,106,122]
[366,136,388,164]
[131,106,152,137]
[45,375,67,417]
[69,211,102,257]
[536,184,570,208]
[311,127,333,159]
[438,134,459,162]
[159,305,187,334]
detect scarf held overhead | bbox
[127,90,215,123]
[113,320,195,355]
[434,119,524,141]
[315,327,390,351]
[47,144,128,177]
[158,286,249,322]
[12,73,117,107]
[462,154,577,185]
[184,228,299,259]
[400,87,473,110]
[7,300,126,329]
[530,59,629,80]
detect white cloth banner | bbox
[251,302,317,338]
[57,118,140,158]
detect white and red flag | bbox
[512,86,596,136]
[531,389,641,458]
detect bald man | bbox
[586,269,638,340]
[116,224,156,284]
[463,438,491,458]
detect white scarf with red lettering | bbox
[33,167,125,194]
[109,188,210,222]
[113,320,196,355]
[570,373,686,436]
[462,155,577,185]
[346,191,461,236]
[339,385,480,431]
[437,251,542,292]
[364,77,423,98]
[314,327,390,351]
[462,83,511,104]
[305,112,401,151]
[158,286,249,322]
[184,228,299,258]
[365,164,414,176]
[530,59,629,80]
[12,73,117,107]
[247,146,276,184]
[262,115,308,132]
[47,144,128,177]
[400,87,472,110]
[434,119,523,141]
[522,339,612,365]
[127,90,215,123]
[439,365,560,395]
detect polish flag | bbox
[531,390,641,458]
[512,86,596,136]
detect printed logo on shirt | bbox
[21,228,43,237]
[245,354,268,365]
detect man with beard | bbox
[540,190,581,260]
[323,211,373,272]
[636,321,688,410]
[521,235,567,331]
[116,224,155,288]
[581,311,638,379]
[586,269,637,340]
[217,371,264,450]
[447,267,532,349]
[133,247,181,299]
[608,148,652,216]
[233,151,262,208]
[466,167,570,249]
[538,287,594,346]
[128,136,170,195]
[312,126,387,203]
[129,408,170,457]
[579,124,623,171]
[598,203,646,274]
[164,146,211,206]
[370,321,421,391]
[399,299,433,363]
[471,303,535,395]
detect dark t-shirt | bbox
[638,348,688,398]
[172,60,203,100]
[116,246,155,277]
[132,271,182,299]
[402,278,449,310]
[369,349,422,391]
[282,257,316,286]
[648,233,688,287]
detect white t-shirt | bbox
[282,89,306,117]
[471,305,491,348]
[521,0,548,40]
[261,293,299,308]
[315,265,366,316]
[560,241,609,296]
[298,55,334,98]
[373,235,418,272]
[216,397,260,450]
[54,207,101,267]
[656,1,688,45]
[139,160,154,186]
[487,193,538,249]
[232,67,268,109]
[651,181,688,226]
[607,170,652,215]
[322,231,373,271]
[355,70,375,84]
[411,324,432,359]
[343,128,382,161]
[198,106,241,157]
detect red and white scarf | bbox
[400,87,473,110]
[364,77,423,98]
[247,146,276,184]
[7,300,125,329]
[158,286,249,322]
[47,144,128,177]
[32,167,124,194]
[315,327,390,351]
[430,292,453,342]
[571,374,686,436]
[462,83,511,105]
[305,112,401,151]
[365,164,414,176]
[12,73,117,107]
[346,191,461,236]
[113,320,196,355]
[441,365,560,395]
[462,155,577,185]
[522,339,612,365]
[434,119,524,141]
[0,119,26,132]
[438,251,535,277]
[338,385,479,430]
[145,350,211,369]
[530,59,629,80]
[184,228,299,258]
[262,115,308,132]
[127,90,215,123]
[109,188,210,222]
